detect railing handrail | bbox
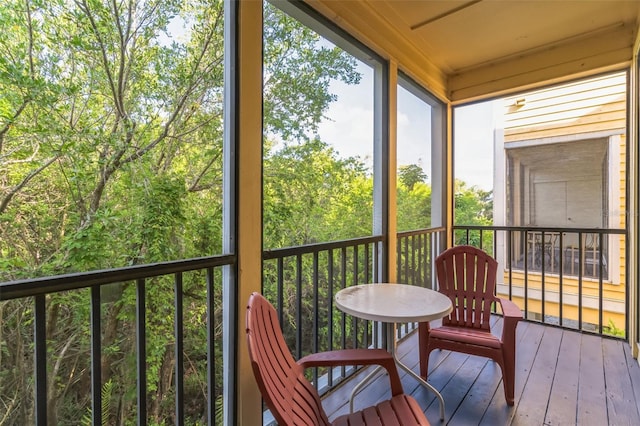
[453,225,626,234]
[397,226,446,238]
[262,235,385,259]
[0,254,237,301]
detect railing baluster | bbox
[364,242,370,283]
[341,247,347,376]
[327,249,334,387]
[507,230,513,300]
[363,243,370,348]
[374,240,381,283]
[403,236,409,283]
[598,232,604,334]
[352,245,358,350]
[206,267,215,425]
[420,235,424,284]
[277,257,284,327]
[410,235,416,285]
[559,232,564,327]
[175,273,184,426]
[296,254,303,359]
[34,294,47,426]
[541,231,546,321]
[523,230,529,320]
[313,251,319,385]
[578,232,583,331]
[136,278,147,426]
[90,286,102,426]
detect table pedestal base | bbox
[348,323,445,421]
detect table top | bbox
[334,283,453,323]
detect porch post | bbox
[445,103,454,247]
[386,60,399,282]
[630,34,640,359]
[224,0,264,424]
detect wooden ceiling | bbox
[306,0,640,103]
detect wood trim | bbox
[450,25,634,103]
[387,60,398,282]
[236,1,264,424]
[305,0,449,101]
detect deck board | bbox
[424,352,489,421]
[602,338,640,425]
[479,320,542,426]
[623,343,640,421]
[577,333,608,425]
[449,358,501,424]
[514,326,562,424]
[321,319,640,426]
[544,329,580,425]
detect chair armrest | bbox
[497,298,523,320]
[497,298,522,345]
[298,348,403,396]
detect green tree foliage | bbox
[454,180,494,248]
[263,138,372,249]
[398,164,427,191]
[397,165,431,231]
[454,180,493,225]
[0,1,362,424]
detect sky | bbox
[453,102,496,191]
[317,62,496,191]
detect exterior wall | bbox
[499,270,626,332]
[497,72,627,334]
[503,73,626,141]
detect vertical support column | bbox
[445,103,454,247]
[386,60,398,283]
[372,58,390,351]
[430,92,450,249]
[629,37,640,359]
[493,102,507,278]
[373,60,390,284]
[223,0,264,424]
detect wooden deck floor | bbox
[322,319,640,425]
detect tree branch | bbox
[77,0,124,118]
[0,155,59,214]
[188,150,222,192]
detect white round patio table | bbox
[335,283,453,421]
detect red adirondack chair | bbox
[418,245,523,405]
[246,292,430,425]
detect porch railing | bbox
[0,255,235,426]
[0,225,627,425]
[262,236,386,395]
[395,227,446,336]
[454,225,627,338]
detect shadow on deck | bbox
[321,318,640,425]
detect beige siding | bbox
[503,73,626,141]
[499,272,626,332]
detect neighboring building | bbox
[494,72,627,333]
